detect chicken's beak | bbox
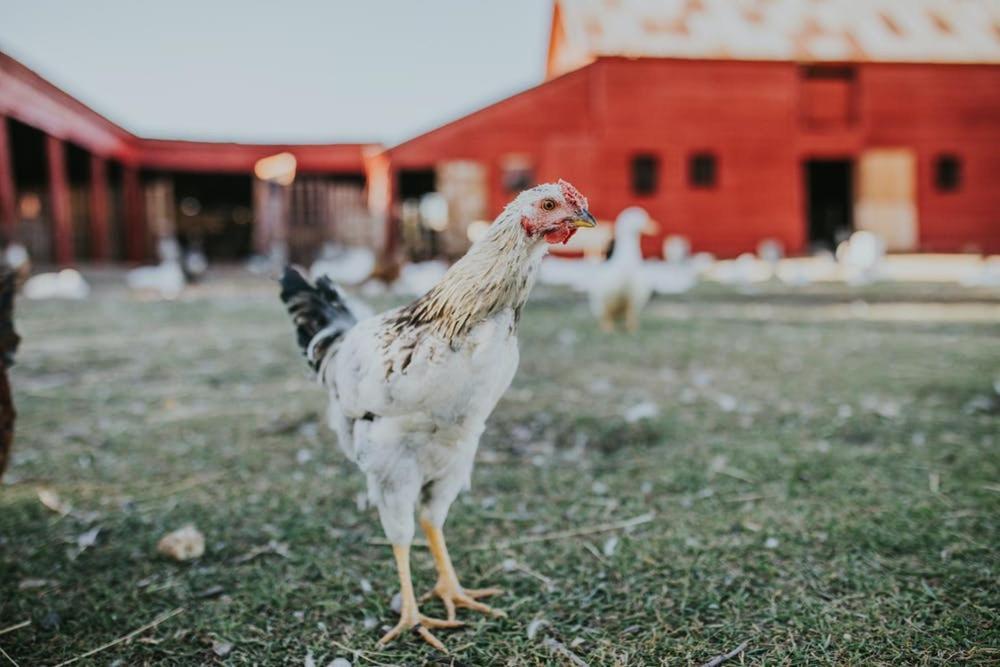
[573,210,597,228]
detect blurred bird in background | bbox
[279,181,595,651]
[590,206,657,332]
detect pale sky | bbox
[0,0,551,145]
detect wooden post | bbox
[88,154,110,261]
[122,165,144,262]
[252,178,269,254]
[0,115,15,240]
[45,135,73,265]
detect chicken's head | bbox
[514,180,596,245]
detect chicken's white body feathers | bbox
[324,306,520,542]
[306,187,568,545]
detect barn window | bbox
[935,155,961,192]
[501,154,534,193]
[689,153,717,188]
[630,154,659,196]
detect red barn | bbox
[2,0,999,265]
[382,0,1000,257]
[0,51,375,265]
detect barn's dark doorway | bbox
[170,172,253,261]
[8,118,51,261]
[805,159,853,250]
[398,168,436,201]
[397,168,439,260]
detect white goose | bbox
[589,206,656,332]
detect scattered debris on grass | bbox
[17,578,53,591]
[698,639,750,667]
[71,527,101,559]
[37,489,70,515]
[468,511,655,550]
[542,637,590,666]
[156,525,205,561]
[50,607,184,667]
[602,536,619,557]
[623,401,659,423]
[211,640,233,657]
[0,620,30,637]
[232,539,289,564]
[526,618,549,640]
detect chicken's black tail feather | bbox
[279,266,357,373]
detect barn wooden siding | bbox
[386,57,1000,257]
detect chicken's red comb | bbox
[558,179,588,211]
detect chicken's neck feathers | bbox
[396,207,545,343]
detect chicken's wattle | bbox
[544,226,576,245]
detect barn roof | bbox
[547,0,1000,77]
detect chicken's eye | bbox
[541,199,557,211]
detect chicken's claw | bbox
[421,582,506,621]
[377,613,462,652]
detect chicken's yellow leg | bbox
[378,544,462,651]
[419,518,506,621]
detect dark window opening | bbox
[801,65,856,81]
[689,153,717,188]
[502,166,533,193]
[935,155,961,192]
[805,159,853,251]
[630,154,659,196]
[501,155,534,193]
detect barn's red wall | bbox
[387,57,1000,256]
[860,63,1000,253]
[590,59,802,257]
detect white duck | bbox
[589,206,656,332]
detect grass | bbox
[1,272,998,666]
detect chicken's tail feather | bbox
[279,266,357,373]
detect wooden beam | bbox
[0,115,15,239]
[89,153,110,261]
[45,134,73,265]
[122,165,144,262]
[0,51,134,160]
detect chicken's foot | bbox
[419,519,506,621]
[378,544,462,652]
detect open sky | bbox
[0,0,551,145]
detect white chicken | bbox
[279,181,596,651]
[589,206,655,332]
